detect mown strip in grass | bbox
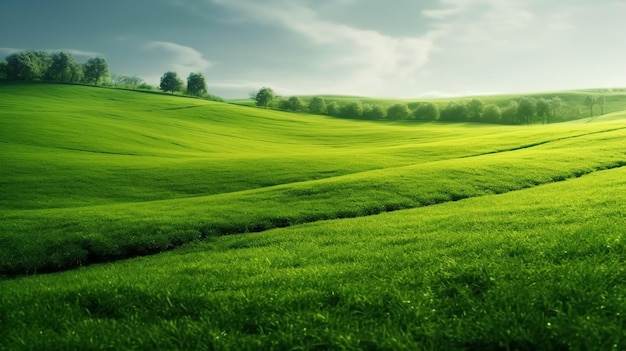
[1,128,625,276]
[1,167,624,350]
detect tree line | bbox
[0,50,220,100]
[0,50,109,85]
[253,87,607,125]
[0,50,611,123]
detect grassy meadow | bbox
[1,82,626,349]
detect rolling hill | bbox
[1,82,626,349]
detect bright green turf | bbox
[1,82,626,349]
[2,83,626,274]
[1,166,625,350]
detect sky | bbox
[1,0,626,99]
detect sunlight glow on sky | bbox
[2,0,626,98]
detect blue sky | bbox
[2,0,626,98]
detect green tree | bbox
[341,102,364,118]
[327,101,340,116]
[536,98,550,124]
[363,104,386,119]
[413,102,439,121]
[548,97,564,123]
[386,103,411,120]
[483,104,502,123]
[186,72,207,97]
[30,51,52,75]
[518,97,536,125]
[83,57,109,85]
[598,96,606,115]
[286,96,304,111]
[501,101,519,124]
[5,51,52,80]
[278,99,290,110]
[584,95,596,117]
[466,98,485,121]
[46,52,81,82]
[308,97,327,114]
[255,87,275,108]
[0,60,7,80]
[440,102,468,122]
[159,71,183,94]
[6,52,39,80]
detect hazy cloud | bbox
[52,49,103,57]
[424,0,538,46]
[209,0,434,96]
[4,0,623,98]
[0,47,102,57]
[144,41,212,73]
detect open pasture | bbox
[1,82,626,349]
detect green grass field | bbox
[1,82,626,349]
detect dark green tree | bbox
[186,72,207,97]
[548,97,564,123]
[327,101,340,116]
[598,96,606,115]
[308,97,327,114]
[363,104,386,119]
[160,71,183,94]
[0,60,7,80]
[413,102,439,121]
[518,97,536,125]
[386,103,411,120]
[535,98,550,124]
[47,51,81,82]
[5,51,53,80]
[255,87,275,108]
[6,52,42,80]
[83,57,109,85]
[584,95,596,117]
[284,96,304,111]
[483,104,502,123]
[466,98,485,121]
[340,102,364,118]
[501,101,519,124]
[440,102,468,122]
[278,99,290,110]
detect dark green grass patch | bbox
[1,167,625,350]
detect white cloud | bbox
[209,0,434,96]
[199,0,626,97]
[424,0,539,47]
[144,41,212,74]
[51,49,103,57]
[422,0,473,19]
[415,0,626,95]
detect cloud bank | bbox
[208,0,435,96]
[145,40,212,75]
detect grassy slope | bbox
[1,166,625,350]
[1,82,626,349]
[2,83,626,274]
